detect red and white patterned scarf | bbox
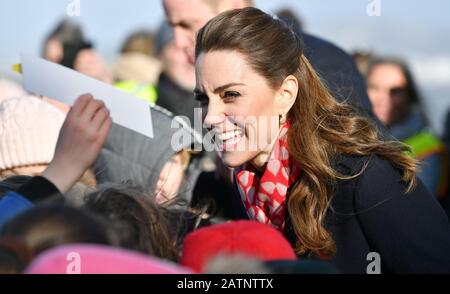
[234,125,300,231]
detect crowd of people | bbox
[0,0,450,274]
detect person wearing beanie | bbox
[0,79,26,103]
[0,94,112,227]
[180,220,297,273]
[0,95,65,179]
[0,96,66,226]
[93,105,203,205]
[26,244,192,274]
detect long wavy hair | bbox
[195,7,418,256]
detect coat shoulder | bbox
[333,154,412,209]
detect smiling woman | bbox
[194,7,450,273]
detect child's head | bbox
[0,204,114,273]
[155,150,192,205]
[83,186,189,261]
[0,79,26,103]
[0,96,65,180]
[180,220,297,272]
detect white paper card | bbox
[20,54,154,138]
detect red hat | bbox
[180,220,297,273]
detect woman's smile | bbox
[216,128,244,151]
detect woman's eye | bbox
[222,91,241,100]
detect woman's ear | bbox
[275,75,298,116]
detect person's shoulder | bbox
[334,153,401,179]
[301,32,350,59]
[334,153,411,208]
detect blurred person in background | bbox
[163,0,375,116]
[113,30,161,104]
[367,58,449,204]
[352,50,375,78]
[42,19,112,83]
[155,21,198,126]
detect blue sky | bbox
[1,0,449,61]
[1,0,449,132]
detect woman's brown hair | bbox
[195,7,417,256]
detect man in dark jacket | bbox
[155,21,198,126]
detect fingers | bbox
[97,116,113,147]
[81,96,111,146]
[91,105,110,129]
[72,93,93,116]
[71,94,111,136]
[81,98,105,123]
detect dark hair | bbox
[42,19,91,68]
[42,19,85,52]
[82,186,195,262]
[0,204,113,273]
[196,7,417,256]
[275,8,303,36]
[0,238,32,274]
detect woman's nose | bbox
[203,101,226,128]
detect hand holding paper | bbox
[42,94,112,193]
[20,55,153,138]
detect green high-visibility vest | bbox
[404,131,448,198]
[115,80,158,105]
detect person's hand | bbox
[74,49,113,84]
[42,94,112,193]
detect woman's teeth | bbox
[217,130,243,142]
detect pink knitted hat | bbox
[26,244,193,274]
[0,79,26,102]
[0,95,65,170]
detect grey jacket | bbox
[93,105,203,202]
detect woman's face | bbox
[195,50,281,168]
[367,64,409,126]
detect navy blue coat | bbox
[194,154,450,273]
